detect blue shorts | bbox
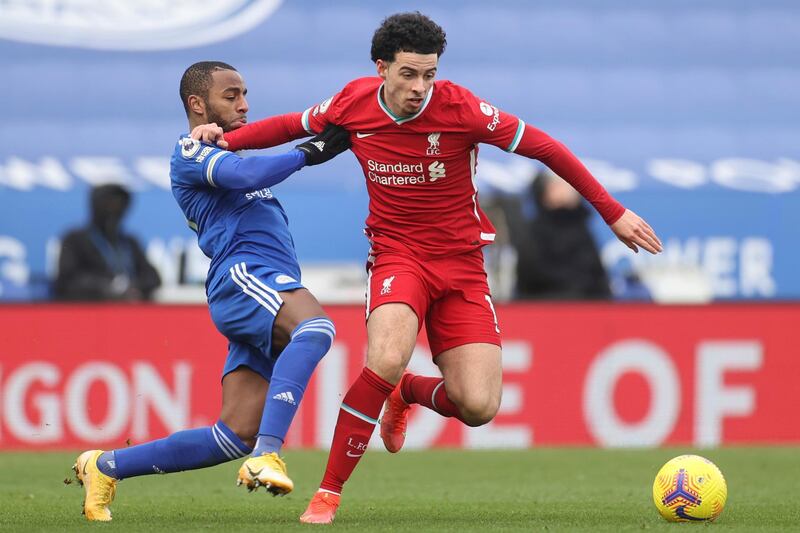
[207,260,304,382]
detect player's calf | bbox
[396,373,499,427]
[451,393,501,427]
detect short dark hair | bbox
[179,61,237,116]
[370,12,447,63]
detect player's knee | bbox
[457,394,501,427]
[366,351,407,383]
[292,317,336,360]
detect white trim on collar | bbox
[376,82,435,125]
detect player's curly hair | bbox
[179,61,237,116]
[370,12,447,63]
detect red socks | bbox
[400,374,465,422]
[318,371,467,495]
[319,367,394,494]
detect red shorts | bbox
[366,248,501,356]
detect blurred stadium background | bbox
[0,1,798,528]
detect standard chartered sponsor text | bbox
[367,159,426,186]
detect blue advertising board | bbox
[1,0,798,300]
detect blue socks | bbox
[95,317,335,479]
[97,420,251,480]
[253,435,284,455]
[96,450,118,477]
[252,317,335,456]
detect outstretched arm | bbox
[197,124,351,190]
[513,125,662,254]
[212,150,306,190]
[190,112,309,150]
[464,85,662,255]
[192,87,349,151]
[226,112,309,151]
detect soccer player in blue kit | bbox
[73,61,351,521]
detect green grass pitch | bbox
[1,448,798,531]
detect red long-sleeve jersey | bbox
[226,77,625,259]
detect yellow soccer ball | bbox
[652,455,727,522]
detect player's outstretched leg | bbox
[73,450,117,521]
[300,367,394,524]
[381,373,471,453]
[380,373,411,453]
[239,317,335,496]
[71,421,251,519]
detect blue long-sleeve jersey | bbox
[169,135,307,285]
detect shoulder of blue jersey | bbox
[179,137,203,159]
[172,136,234,189]
[176,136,227,164]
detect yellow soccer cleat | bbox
[237,452,294,496]
[73,450,117,521]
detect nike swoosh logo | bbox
[345,451,364,458]
[356,132,376,138]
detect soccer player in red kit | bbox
[194,12,662,524]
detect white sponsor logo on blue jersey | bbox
[245,188,273,200]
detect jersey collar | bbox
[376,82,434,125]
